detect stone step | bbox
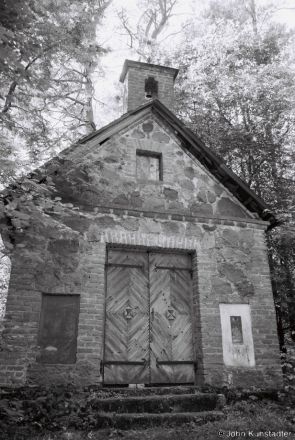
[94,410,226,429]
[91,393,225,414]
[95,385,206,397]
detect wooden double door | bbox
[103,249,196,385]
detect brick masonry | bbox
[0,111,283,389]
[120,61,178,112]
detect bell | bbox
[145,77,158,99]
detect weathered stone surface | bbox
[104,156,119,163]
[163,187,178,200]
[121,218,139,231]
[222,229,239,248]
[144,197,165,210]
[185,223,203,238]
[201,234,215,249]
[220,263,245,284]
[184,167,194,179]
[131,129,145,139]
[213,183,224,196]
[202,224,216,232]
[197,189,207,203]
[35,269,60,290]
[161,221,180,234]
[95,216,116,228]
[48,239,79,254]
[112,194,129,205]
[27,361,100,387]
[211,276,233,296]
[217,198,247,218]
[207,191,217,203]
[222,248,251,263]
[191,203,213,216]
[138,219,161,234]
[152,131,170,143]
[91,393,221,413]
[62,216,92,233]
[86,224,102,241]
[225,368,265,389]
[99,178,109,185]
[131,195,143,207]
[199,174,209,182]
[76,188,109,205]
[142,122,153,133]
[93,160,104,170]
[235,280,255,297]
[239,229,255,249]
[179,179,195,191]
[168,201,186,211]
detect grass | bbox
[3,399,295,440]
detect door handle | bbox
[151,308,154,321]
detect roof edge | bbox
[119,59,179,83]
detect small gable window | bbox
[136,150,162,181]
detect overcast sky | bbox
[93,0,295,128]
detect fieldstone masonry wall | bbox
[0,112,283,388]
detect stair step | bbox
[91,393,225,414]
[95,410,226,429]
[98,386,200,397]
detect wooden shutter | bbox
[149,253,195,384]
[104,250,149,384]
[37,294,79,364]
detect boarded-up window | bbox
[37,294,79,364]
[136,150,162,181]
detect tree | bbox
[0,0,112,188]
[0,0,113,270]
[117,0,179,61]
[157,0,295,346]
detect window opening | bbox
[136,150,162,181]
[145,77,158,98]
[37,294,79,364]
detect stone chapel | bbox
[0,60,283,388]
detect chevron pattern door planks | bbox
[149,253,195,384]
[104,250,195,385]
[104,250,150,384]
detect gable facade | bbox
[0,62,283,389]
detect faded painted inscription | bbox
[230,315,243,344]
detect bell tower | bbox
[119,59,179,113]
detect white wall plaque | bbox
[219,304,255,367]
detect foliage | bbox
[0,0,112,265]
[157,0,295,347]
[117,0,179,61]
[0,0,111,187]
[282,347,295,386]
[0,385,294,439]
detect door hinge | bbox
[102,359,147,366]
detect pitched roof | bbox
[78,98,277,228]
